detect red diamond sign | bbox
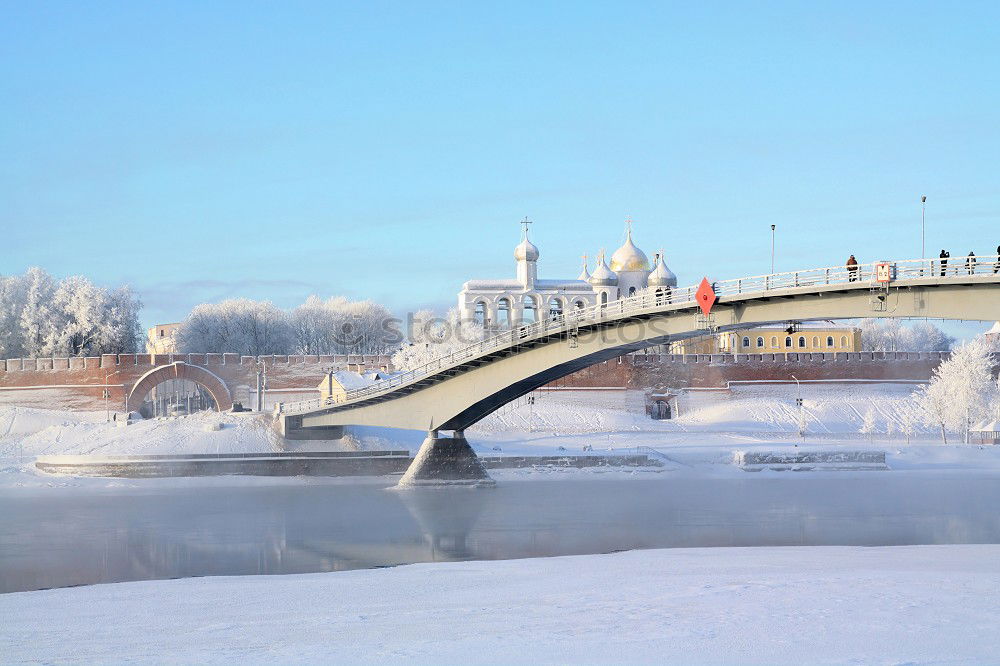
[696,278,716,316]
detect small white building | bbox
[985,321,1000,347]
[457,221,676,327]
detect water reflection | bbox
[2,476,999,593]
[399,488,488,560]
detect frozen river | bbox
[3,474,1000,593]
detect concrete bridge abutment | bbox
[397,430,495,488]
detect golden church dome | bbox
[609,228,650,272]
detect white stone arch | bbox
[494,296,512,328]
[472,299,489,326]
[520,293,540,324]
[547,296,565,320]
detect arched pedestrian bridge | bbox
[281,256,1000,449]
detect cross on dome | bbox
[514,217,539,262]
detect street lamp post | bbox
[770,224,776,274]
[104,369,120,422]
[921,195,927,259]
[791,374,804,439]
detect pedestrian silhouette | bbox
[995,245,999,274]
[966,251,976,275]
[846,254,859,282]
[939,249,950,276]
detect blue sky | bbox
[2,1,998,337]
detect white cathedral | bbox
[458,220,677,327]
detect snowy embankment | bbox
[4,383,998,482]
[3,545,998,664]
[474,383,927,437]
[0,406,277,459]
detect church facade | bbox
[457,221,677,328]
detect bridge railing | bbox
[280,254,999,414]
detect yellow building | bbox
[317,370,377,403]
[668,321,861,354]
[146,323,182,354]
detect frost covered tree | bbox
[0,268,142,358]
[860,407,878,443]
[290,296,337,355]
[916,336,999,444]
[178,298,292,355]
[332,298,397,355]
[391,308,486,371]
[178,295,396,356]
[0,274,28,358]
[860,319,954,352]
[18,267,56,357]
[898,405,920,445]
[289,296,397,355]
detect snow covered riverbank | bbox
[3,544,998,664]
[3,385,1000,488]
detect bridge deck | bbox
[281,256,1000,434]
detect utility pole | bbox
[791,374,804,439]
[770,224,776,274]
[104,369,118,422]
[921,195,927,259]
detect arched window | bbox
[827,336,834,347]
[473,301,487,325]
[812,336,819,348]
[785,336,792,348]
[496,298,511,328]
[600,292,608,306]
[742,336,750,348]
[522,295,538,324]
[841,335,848,348]
[798,336,806,348]
[756,336,764,348]
[549,298,563,320]
[771,336,778,348]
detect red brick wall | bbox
[0,354,393,411]
[2,350,989,412]
[550,351,960,390]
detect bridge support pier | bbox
[397,430,495,488]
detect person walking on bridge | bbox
[994,245,999,274]
[966,251,977,275]
[939,249,950,276]
[846,254,859,282]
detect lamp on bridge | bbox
[921,195,927,259]
[770,224,776,274]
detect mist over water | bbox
[3,475,1000,594]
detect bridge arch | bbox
[285,264,1000,436]
[126,362,233,413]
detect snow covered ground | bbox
[0,405,278,459]
[3,544,998,664]
[3,387,999,663]
[3,384,1000,486]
